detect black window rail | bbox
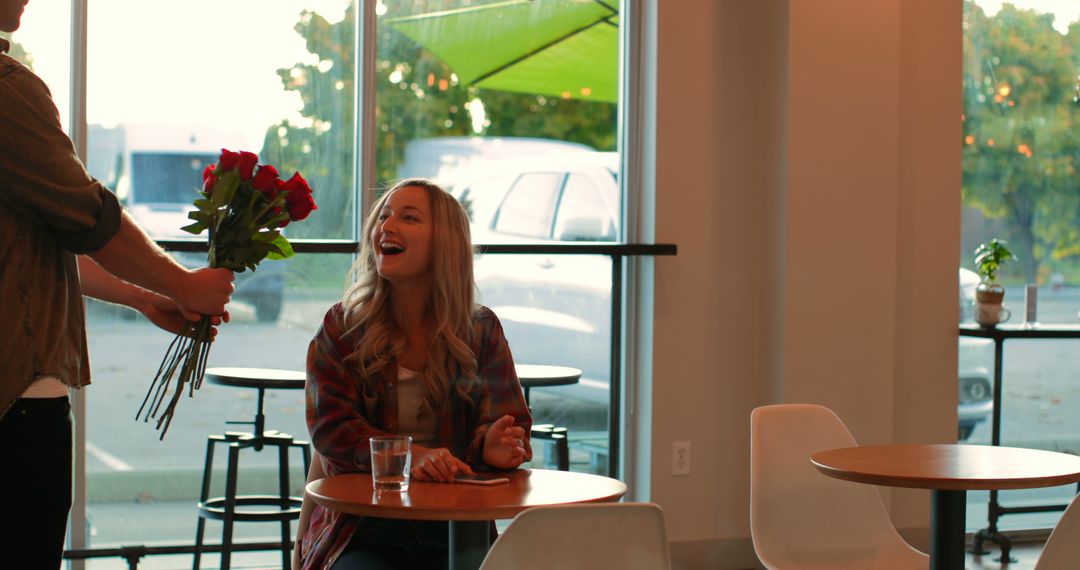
[157,240,676,257]
[156,239,677,476]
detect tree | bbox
[962,1,1080,282]
[260,1,617,239]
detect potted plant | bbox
[973,238,1017,327]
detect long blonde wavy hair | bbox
[341,178,478,408]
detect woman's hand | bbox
[411,446,475,483]
[483,415,528,469]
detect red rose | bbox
[218,149,240,171]
[286,192,316,222]
[202,164,217,193]
[236,151,258,181]
[281,172,316,221]
[252,164,280,199]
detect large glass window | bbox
[80,1,356,566]
[962,0,1080,532]
[6,0,628,565]
[375,0,621,478]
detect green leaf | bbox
[181,222,207,235]
[251,231,279,243]
[210,171,240,208]
[266,234,295,260]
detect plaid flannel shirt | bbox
[301,302,532,569]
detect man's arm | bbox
[87,210,233,317]
[79,256,217,334]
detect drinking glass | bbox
[369,435,412,492]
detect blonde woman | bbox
[298,179,532,569]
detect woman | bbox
[298,179,532,569]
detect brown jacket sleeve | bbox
[0,55,120,254]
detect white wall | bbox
[646,1,961,567]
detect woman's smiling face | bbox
[371,185,434,284]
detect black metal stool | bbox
[193,367,311,570]
[515,364,581,472]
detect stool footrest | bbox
[198,495,303,522]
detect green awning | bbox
[387,0,618,103]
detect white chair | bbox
[1034,491,1080,569]
[750,404,928,569]
[479,502,671,570]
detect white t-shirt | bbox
[396,366,438,447]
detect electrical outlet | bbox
[672,441,690,476]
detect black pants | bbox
[0,397,73,570]
[332,518,449,570]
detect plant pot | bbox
[974,282,1010,327]
[975,282,1004,304]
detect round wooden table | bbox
[306,468,627,570]
[811,444,1080,570]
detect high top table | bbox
[306,468,627,570]
[811,444,1080,570]
[194,367,310,570]
[515,364,581,404]
[514,364,582,471]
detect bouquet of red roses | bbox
[138,149,316,438]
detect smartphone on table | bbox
[454,473,510,486]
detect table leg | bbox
[931,489,967,570]
[449,520,490,570]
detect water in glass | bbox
[370,436,412,491]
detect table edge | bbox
[306,471,628,521]
[810,456,1080,491]
[204,367,306,389]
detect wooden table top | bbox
[811,444,1080,491]
[514,364,582,388]
[306,468,627,521]
[205,367,306,390]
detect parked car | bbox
[448,152,618,414]
[449,151,992,439]
[86,124,287,322]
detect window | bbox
[5,0,636,565]
[81,1,355,565]
[376,0,623,482]
[962,0,1080,532]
